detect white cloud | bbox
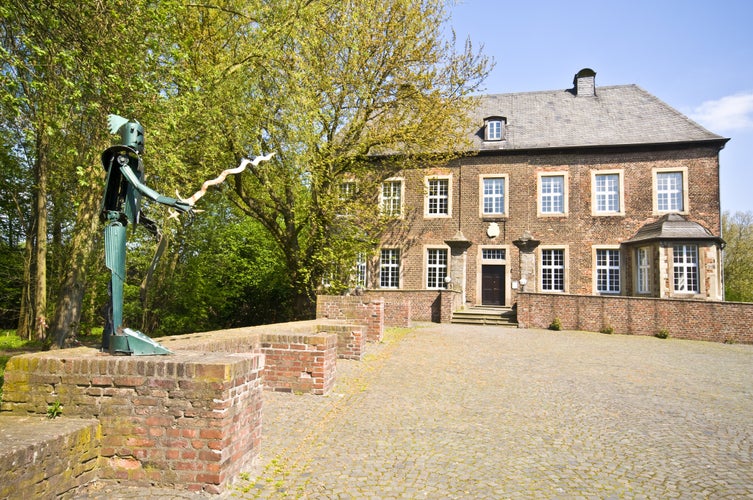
[689,92,753,132]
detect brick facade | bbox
[369,147,724,311]
[517,292,753,344]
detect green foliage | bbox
[0,249,22,329]
[600,325,614,335]
[655,328,670,339]
[1,0,491,336]
[46,400,63,419]
[723,211,753,302]
[549,318,562,331]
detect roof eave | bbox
[470,138,731,157]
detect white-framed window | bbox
[482,248,506,261]
[379,248,400,288]
[538,172,568,216]
[480,175,508,216]
[425,176,451,217]
[380,178,403,217]
[595,248,620,294]
[339,180,356,215]
[592,170,624,215]
[485,117,505,141]
[541,248,566,292]
[340,180,356,199]
[653,167,688,214]
[673,244,699,293]
[355,253,367,288]
[426,248,448,289]
[637,247,650,294]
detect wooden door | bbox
[482,265,505,306]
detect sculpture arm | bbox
[119,165,192,214]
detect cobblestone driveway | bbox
[233,324,753,499]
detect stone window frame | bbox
[537,171,569,217]
[424,245,450,290]
[379,248,401,289]
[479,174,509,217]
[591,169,625,216]
[652,166,689,215]
[538,245,568,293]
[424,174,453,218]
[592,245,622,295]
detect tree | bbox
[224,0,490,317]
[1,0,491,340]
[723,211,753,302]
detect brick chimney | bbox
[573,68,596,97]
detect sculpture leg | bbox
[103,220,126,351]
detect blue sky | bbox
[448,0,753,213]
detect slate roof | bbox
[470,76,727,152]
[623,214,723,244]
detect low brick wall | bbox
[0,321,340,495]
[517,292,753,344]
[159,321,338,395]
[361,290,460,323]
[317,323,367,361]
[1,350,264,494]
[0,416,100,499]
[316,296,385,341]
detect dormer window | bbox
[484,116,505,141]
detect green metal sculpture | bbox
[99,115,274,355]
[100,115,193,355]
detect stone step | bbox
[450,307,518,327]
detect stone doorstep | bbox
[0,415,101,499]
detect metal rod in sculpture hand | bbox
[181,153,275,207]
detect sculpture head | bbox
[120,120,145,154]
[107,114,145,154]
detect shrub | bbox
[549,318,562,331]
[600,325,614,334]
[655,328,670,339]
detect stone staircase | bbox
[451,306,518,327]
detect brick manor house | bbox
[356,68,728,321]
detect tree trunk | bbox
[33,133,48,341]
[17,236,34,339]
[51,188,100,347]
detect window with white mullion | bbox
[657,172,684,212]
[596,249,620,293]
[673,244,698,293]
[482,178,505,215]
[379,249,400,288]
[540,175,565,214]
[381,180,402,216]
[637,247,650,293]
[427,178,449,215]
[595,173,620,213]
[426,249,448,289]
[541,249,565,292]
